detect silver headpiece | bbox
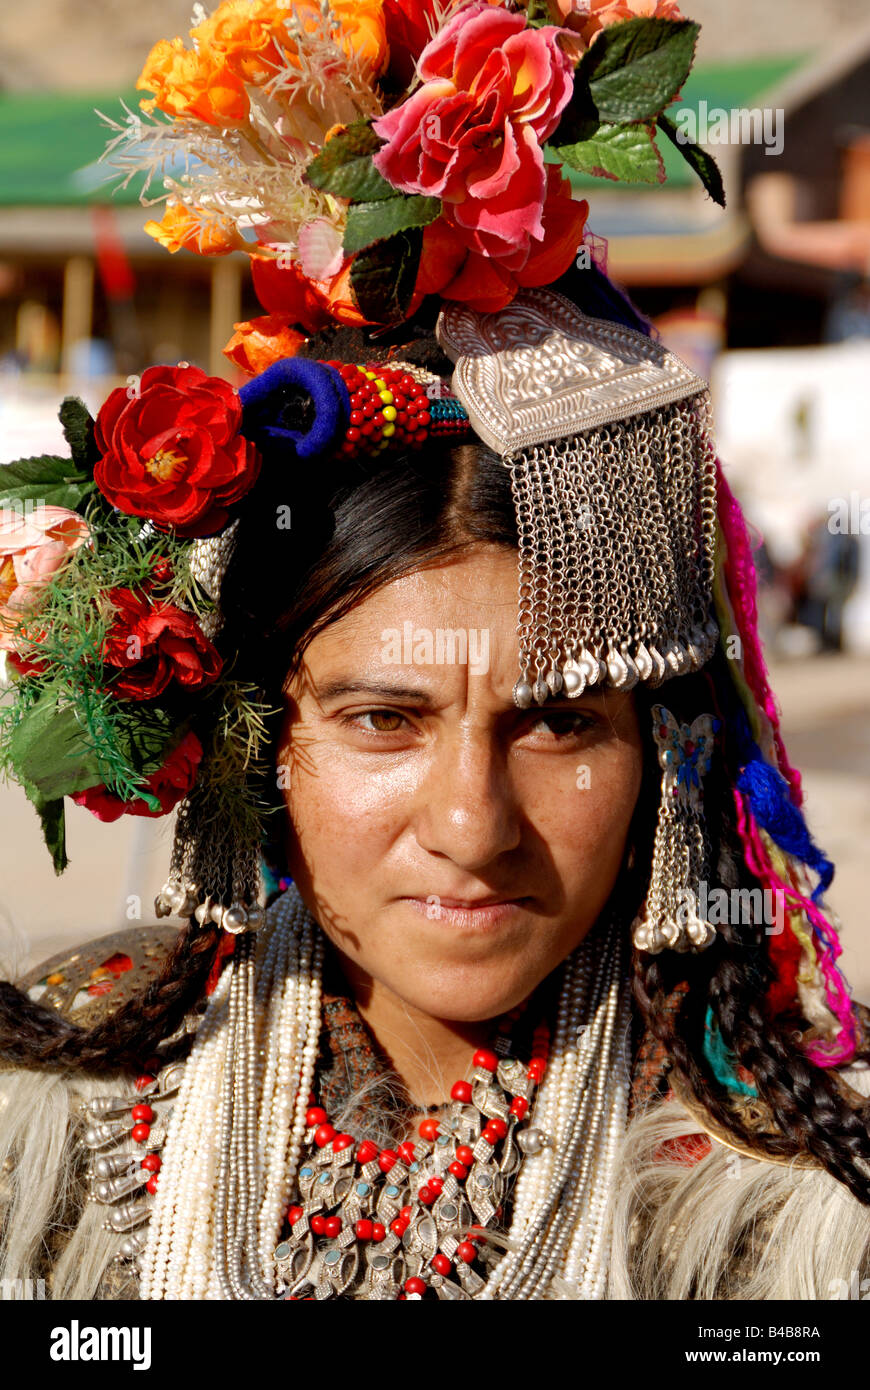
[437,288,720,708]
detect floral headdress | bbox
[100,0,723,367]
[2,0,721,890]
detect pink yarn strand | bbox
[734,791,856,1066]
[715,462,803,804]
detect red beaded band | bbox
[325,360,468,459]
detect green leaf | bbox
[8,698,106,801]
[35,795,68,875]
[304,121,395,202]
[523,0,554,26]
[0,455,95,512]
[7,695,176,805]
[577,17,699,124]
[116,709,182,781]
[350,228,424,325]
[344,195,441,256]
[59,397,100,472]
[554,120,665,184]
[657,111,726,207]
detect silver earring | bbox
[632,704,720,953]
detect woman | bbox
[2,0,870,1302]
[3,295,870,1299]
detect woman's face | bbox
[278,544,644,1024]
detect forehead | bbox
[309,546,518,650]
[284,546,517,699]
[284,544,637,723]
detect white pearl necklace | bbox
[138,887,629,1300]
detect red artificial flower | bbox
[250,253,372,333]
[413,171,588,313]
[71,729,204,822]
[381,0,441,87]
[101,586,222,700]
[93,363,261,539]
[3,648,49,679]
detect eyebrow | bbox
[314,678,438,704]
[312,677,619,707]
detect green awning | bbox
[0,52,810,208]
[0,90,143,207]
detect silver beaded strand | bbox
[139,887,630,1300]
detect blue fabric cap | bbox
[239,356,350,461]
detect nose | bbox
[414,729,521,872]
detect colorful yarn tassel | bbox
[734,791,857,1066]
[715,462,803,804]
[732,709,834,903]
[703,1006,758,1097]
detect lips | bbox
[400,894,530,932]
[404,893,525,907]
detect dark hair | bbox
[4,375,869,1209]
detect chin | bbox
[396,959,548,1024]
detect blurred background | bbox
[0,0,868,994]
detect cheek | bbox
[279,734,403,872]
[521,738,644,867]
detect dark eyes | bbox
[340,709,597,740]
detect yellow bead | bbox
[382,423,396,437]
[382,405,397,421]
[374,377,387,391]
[379,389,394,405]
[364,370,376,380]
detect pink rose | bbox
[0,505,90,652]
[372,2,575,267]
[554,0,684,47]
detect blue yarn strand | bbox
[704,1006,758,1097]
[732,709,834,901]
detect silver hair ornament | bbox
[152,518,265,931]
[437,288,720,709]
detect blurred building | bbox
[0,90,254,390]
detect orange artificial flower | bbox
[191,0,287,85]
[144,202,247,256]
[137,36,249,125]
[224,314,307,376]
[319,259,372,328]
[552,0,684,47]
[331,0,389,80]
[272,0,388,81]
[250,252,372,333]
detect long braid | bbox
[630,661,870,1204]
[634,917,870,1206]
[0,921,222,1072]
[711,937,870,1203]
